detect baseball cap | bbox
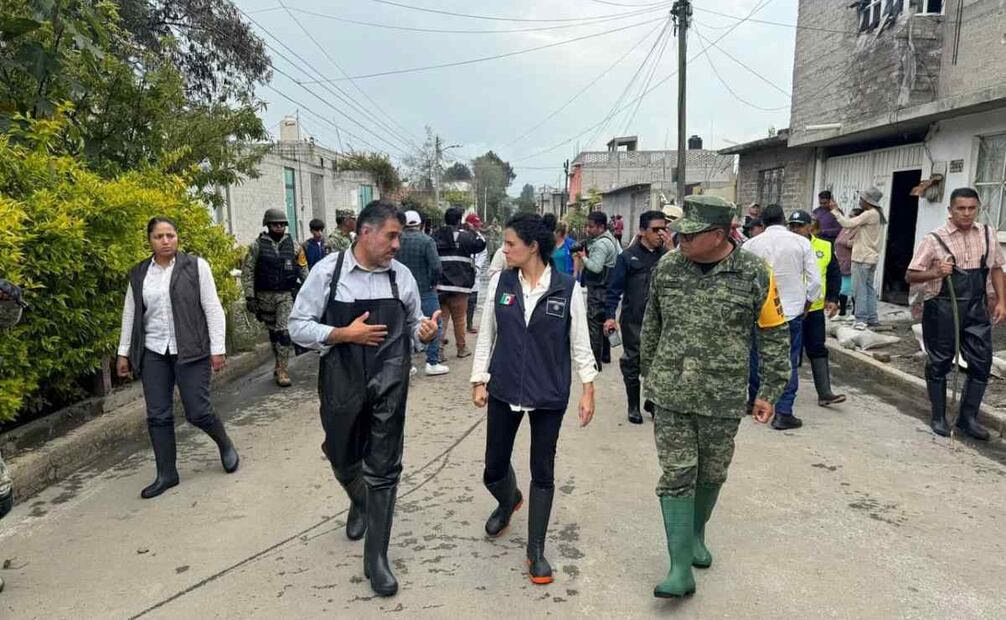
[465,213,483,228]
[787,210,813,226]
[404,210,422,227]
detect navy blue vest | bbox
[487,268,576,411]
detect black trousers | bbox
[619,315,643,382]
[484,396,564,489]
[467,291,479,329]
[140,350,216,429]
[922,297,992,383]
[586,285,609,366]
[802,309,829,360]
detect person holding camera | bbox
[574,211,621,369]
[604,210,669,424]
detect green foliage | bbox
[442,188,471,208]
[586,187,603,208]
[400,192,440,228]
[443,162,471,182]
[339,150,402,196]
[471,150,516,225]
[517,183,536,213]
[0,110,242,422]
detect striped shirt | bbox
[907,221,1005,300]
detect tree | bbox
[518,183,536,212]
[443,162,472,182]
[338,151,402,196]
[471,150,516,224]
[401,126,438,191]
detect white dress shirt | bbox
[742,225,822,321]
[288,248,426,356]
[472,232,488,294]
[470,266,597,412]
[117,256,227,357]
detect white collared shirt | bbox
[742,225,822,321]
[117,256,227,357]
[470,266,597,412]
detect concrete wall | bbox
[600,187,659,241]
[224,146,379,247]
[790,2,943,145]
[937,1,1006,99]
[735,145,817,212]
[572,150,736,195]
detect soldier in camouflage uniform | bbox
[328,209,357,252]
[243,209,308,387]
[640,195,791,599]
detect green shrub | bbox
[0,110,242,422]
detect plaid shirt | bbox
[397,229,441,294]
[908,221,1005,300]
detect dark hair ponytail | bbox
[505,213,555,266]
[147,216,178,237]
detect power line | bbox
[512,0,777,163]
[299,16,669,83]
[502,21,664,149]
[364,0,672,23]
[692,23,791,96]
[286,4,673,35]
[692,7,858,35]
[692,24,788,112]
[264,85,389,156]
[593,0,669,6]
[620,19,673,134]
[279,1,420,149]
[233,8,415,154]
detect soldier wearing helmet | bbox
[242,208,308,387]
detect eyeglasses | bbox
[649,226,668,233]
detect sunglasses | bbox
[648,226,668,233]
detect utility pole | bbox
[562,159,570,218]
[671,0,691,204]
[433,134,442,210]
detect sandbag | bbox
[835,326,900,351]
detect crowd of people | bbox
[2,182,1002,601]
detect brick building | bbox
[724,0,1006,304]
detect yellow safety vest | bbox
[810,235,831,312]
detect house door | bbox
[881,169,922,304]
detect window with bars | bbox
[758,168,785,208]
[975,133,1006,231]
[910,0,944,15]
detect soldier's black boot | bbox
[927,377,949,437]
[364,485,399,597]
[141,424,179,499]
[626,378,643,425]
[202,417,239,473]
[526,484,554,585]
[810,357,846,406]
[484,466,523,537]
[643,399,655,418]
[956,376,991,441]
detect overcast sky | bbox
[235,0,797,191]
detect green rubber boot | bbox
[654,496,696,598]
[692,484,721,569]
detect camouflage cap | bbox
[670,195,736,234]
[336,209,357,220]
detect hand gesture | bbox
[418,310,442,343]
[336,311,388,346]
[116,356,131,379]
[579,390,595,427]
[472,383,488,408]
[603,319,617,335]
[211,354,226,372]
[752,398,774,424]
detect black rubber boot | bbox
[927,377,949,437]
[364,485,399,597]
[342,475,368,541]
[484,467,523,537]
[771,414,803,430]
[626,378,643,425]
[643,399,655,418]
[956,376,991,441]
[202,417,239,473]
[141,424,180,499]
[526,484,554,585]
[810,357,846,406]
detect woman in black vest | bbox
[470,213,597,585]
[116,217,239,499]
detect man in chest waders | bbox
[289,201,441,597]
[907,187,1006,439]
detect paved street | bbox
[2,351,1006,619]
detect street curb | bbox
[5,343,272,501]
[825,338,1006,431]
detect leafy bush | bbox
[0,110,241,422]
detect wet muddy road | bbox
[2,353,1005,619]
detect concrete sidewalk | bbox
[1,353,1005,619]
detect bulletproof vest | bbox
[487,268,575,411]
[128,252,210,376]
[254,234,300,292]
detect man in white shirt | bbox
[743,204,822,430]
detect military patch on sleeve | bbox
[545,296,567,318]
[758,272,787,328]
[499,292,516,306]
